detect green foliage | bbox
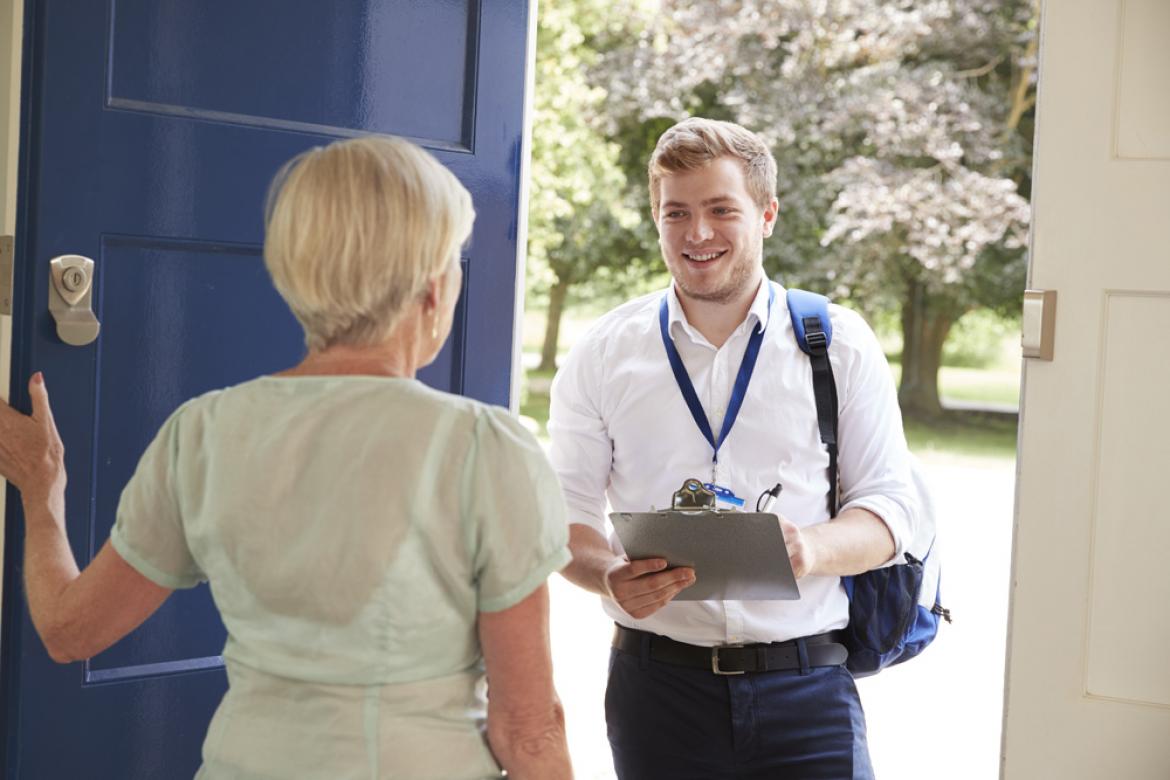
[588,1,1037,415]
[526,0,656,310]
[942,309,1019,369]
[881,307,1021,371]
[519,368,555,438]
[527,1,1038,403]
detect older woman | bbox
[0,136,573,779]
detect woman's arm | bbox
[1,374,172,662]
[25,530,171,663]
[478,583,572,780]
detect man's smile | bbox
[682,250,728,263]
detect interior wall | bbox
[0,0,25,596]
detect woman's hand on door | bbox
[0,372,67,511]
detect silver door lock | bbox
[62,266,87,293]
[49,254,100,345]
[1021,289,1056,361]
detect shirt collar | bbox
[666,278,777,341]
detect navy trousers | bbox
[605,644,875,779]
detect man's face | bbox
[655,156,778,305]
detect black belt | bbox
[613,625,849,675]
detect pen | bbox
[757,483,782,513]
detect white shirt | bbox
[548,280,920,646]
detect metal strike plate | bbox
[48,254,100,346]
[0,235,13,315]
[1021,289,1056,360]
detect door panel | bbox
[87,237,300,680]
[1085,293,1170,707]
[1,0,530,776]
[107,0,479,148]
[1003,0,1170,777]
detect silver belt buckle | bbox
[711,644,745,675]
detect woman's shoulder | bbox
[150,385,229,431]
[390,381,521,430]
[416,387,541,455]
[160,376,539,448]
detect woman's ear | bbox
[421,276,442,313]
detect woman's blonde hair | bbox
[264,135,474,350]
[647,117,777,218]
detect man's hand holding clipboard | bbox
[609,479,802,605]
[601,557,697,620]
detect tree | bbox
[592,0,1037,416]
[527,0,654,371]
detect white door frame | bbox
[0,0,27,598]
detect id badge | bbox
[703,483,745,511]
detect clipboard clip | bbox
[671,478,716,511]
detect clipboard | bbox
[610,510,800,601]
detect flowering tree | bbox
[592,0,1037,416]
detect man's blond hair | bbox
[648,118,777,218]
[264,136,474,351]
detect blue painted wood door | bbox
[0,1,531,776]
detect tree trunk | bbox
[538,274,572,372]
[898,279,961,419]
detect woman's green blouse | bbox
[110,375,571,779]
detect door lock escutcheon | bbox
[49,254,100,346]
[1021,289,1056,361]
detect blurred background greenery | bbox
[522,0,1038,459]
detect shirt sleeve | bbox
[832,307,922,566]
[464,407,571,613]
[547,332,613,535]
[109,405,206,589]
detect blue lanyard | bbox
[658,283,775,472]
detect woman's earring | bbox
[431,313,439,340]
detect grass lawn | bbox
[904,413,1018,461]
[939,367,1020,407]
[889,364,1021,409]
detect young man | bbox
[548,117,920,779]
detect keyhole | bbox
[62,267,87,292]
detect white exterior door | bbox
[1003,1,1170,777]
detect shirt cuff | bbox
[561,491,608,540]
[839,495,913,568]
[564,504,607,536]
[109,526,205,590]
[478,546,572,613]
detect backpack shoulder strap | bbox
[786,289,840,515]
[786,288,834,354]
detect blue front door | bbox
[1,2,532,776]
